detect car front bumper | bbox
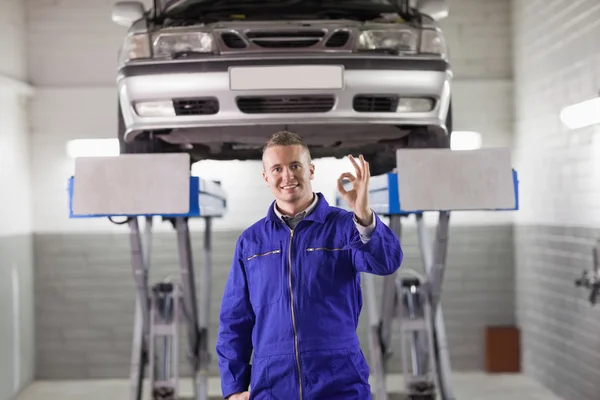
[117,55,452,143]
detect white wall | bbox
[27,0,515,234]
[0,90,33,236]
[1,0,33,237]
[513,0,600,228]
[0,0,28,82]
[0,1,35,400]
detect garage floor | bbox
[16,372,563,400]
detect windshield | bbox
[158,0,400,17]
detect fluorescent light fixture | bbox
[559,97,600,129]
[450,131,482,150]
[66,138,120,158]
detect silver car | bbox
[113,0,452,174]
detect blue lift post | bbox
[336,148,520,400]
[68,155,227,400]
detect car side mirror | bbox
[112,1,145,27]
[416,0,449,21]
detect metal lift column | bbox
[337,147,519,400]
[68,153,228,400]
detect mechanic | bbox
[215,131,404,400]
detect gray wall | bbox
[515,226,600,400]
[0,236,35,400]
[512,1,600,400]
[34,223,514,379]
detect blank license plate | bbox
[229,65,344,90]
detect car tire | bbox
[408,100,453,149]
[369,100,453,176]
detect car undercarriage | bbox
[115,0,453,175]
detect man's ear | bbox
[309,163,315,180]
[262,170,270,186]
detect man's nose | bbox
[282,168,294,181]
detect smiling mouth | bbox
[281,184,299,190]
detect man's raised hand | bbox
[337,154,373,226]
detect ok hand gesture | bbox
[337,154,373,226]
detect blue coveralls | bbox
[216,192,403,399]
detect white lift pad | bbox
[337,148,519,214]
[68,153,227,217]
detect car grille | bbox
[326,30,351,47]
[218,29,352,51]
[173,98,219,115]
[353,95,399,112]
[236,95,335,114]
[247,30,325,48]
[220,32,246,49]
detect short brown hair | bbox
[262,130,312,162]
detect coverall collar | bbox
[266,192,330,225]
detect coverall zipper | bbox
[288,228,303,400]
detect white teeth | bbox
[282,185,297,189]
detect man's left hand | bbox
[337,154,373,226]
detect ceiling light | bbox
[559,96,600,130]
[450,131,482,151]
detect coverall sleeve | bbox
[216,236,255,398]
[347,211,403,275]
[353,212,376,243]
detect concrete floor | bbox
[16,372,564,400]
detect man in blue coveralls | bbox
[216,131,403,400]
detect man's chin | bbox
[277,190,302,202]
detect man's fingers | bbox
[358,155,370,182]
[229,393,249,400]
[337,174,348,195]
[338,172,357,194]
[348,154,362,180]
[340,172,356,182]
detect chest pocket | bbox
[244,246,284,308]
[303,245,351,301]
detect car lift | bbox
[68,153,227,400]
[337,147,519,400]
[68,148,519,400]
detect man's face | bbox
[262,144,315,204]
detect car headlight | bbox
[357,28,448,59]
[118,32,151,65]
[152,32,215,58]
[357,29,418,53]
[420,28,448,58]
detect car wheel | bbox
[408,100,452,149]
[369,100,453,176]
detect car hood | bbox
[159,0,400,17]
